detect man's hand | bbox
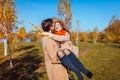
[41,32,50,36]
[41,32,53,38]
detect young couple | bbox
[41,18,93,80]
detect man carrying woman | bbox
[41,18,93,80]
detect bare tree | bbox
[58,0,72,29]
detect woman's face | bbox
[54,22,62,31]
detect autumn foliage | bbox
[91,27,98,44]
[104,19,120,43]
[17,27,27,42]
[0,0,17,41]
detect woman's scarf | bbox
[54,30,67,35]
[54,29,67,46]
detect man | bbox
[41,18,69,80]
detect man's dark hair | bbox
[41,18,53,32]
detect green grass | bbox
[0,42,120,80]
[0,42,48,80]
[78,42,120,80]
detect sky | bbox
[15,0,120,32]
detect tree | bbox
[76,20,80,46]
[80,32,88,42]
[18,27,27,42]
[104,16,120,43]
[104,31,115,43]
[32,24,42,41]
[91,27,98,44]
[0,0,17,68]
[12,34,18,43]
[0,27,4,39]
[99,31,105,40]
[58,0,72,29]
[0,0,17,36]
[27,31,37,42]
[71,31,76,42]
[36,32,42,40]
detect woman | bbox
[42,18,93,80]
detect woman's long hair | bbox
[52,18,70,33]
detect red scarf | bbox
[55,30,67,35]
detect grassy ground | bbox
[0,41,120,80]
[78,42,120,80]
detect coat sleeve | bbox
[51,32,70,42]
[46,39,61,64]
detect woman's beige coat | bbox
[51,32,79,57]
[41,36,69,80]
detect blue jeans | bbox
[60,55,84,80]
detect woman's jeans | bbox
[67,52,93,78]
[60,55,84,80]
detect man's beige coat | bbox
[41,36,69,80]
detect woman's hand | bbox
[41,32,50,36]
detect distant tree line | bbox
[0,0,119,44]
[71,16,120,44]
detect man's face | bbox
[50,23,54,32]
